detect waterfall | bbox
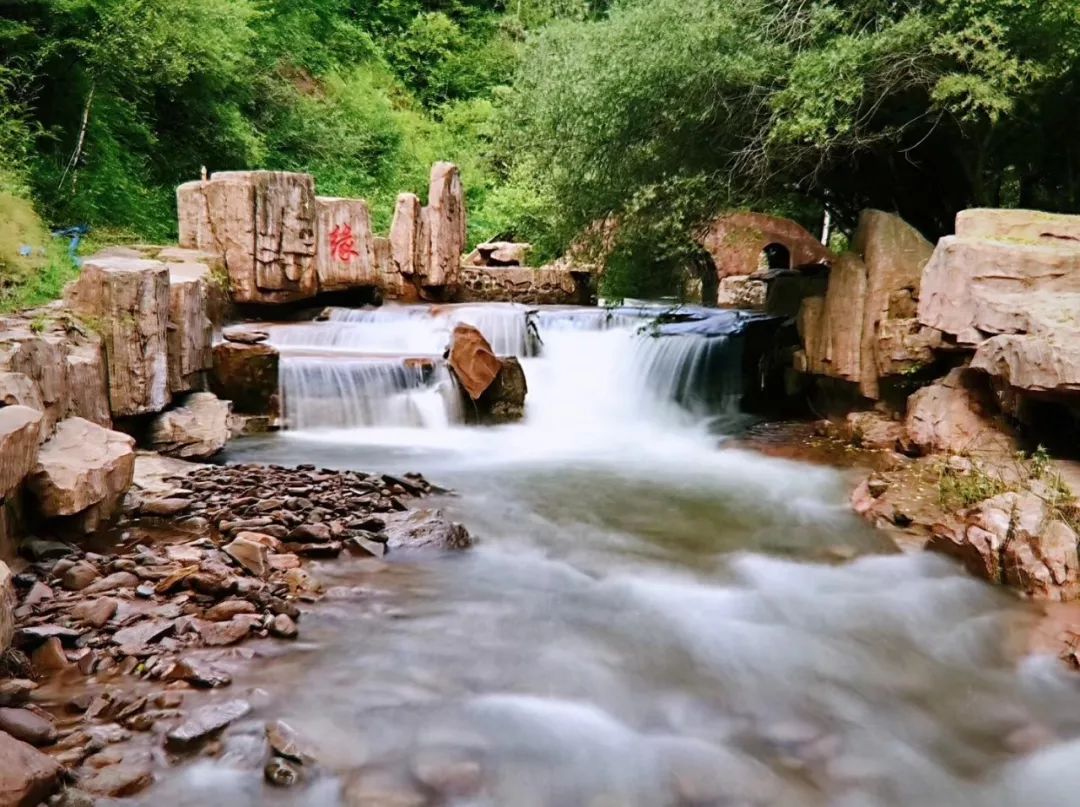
[267,303,752,433]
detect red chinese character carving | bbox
[329,223,359,263]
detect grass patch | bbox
[0,192,82,313]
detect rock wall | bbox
[314,197,378,292]
[455,266,592,305]
[794,211,937,400]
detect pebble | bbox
[165,699,252,749]
[0,706,58,746]
[264,758,300,787]
[269,614,298,640]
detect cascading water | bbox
[267,303,750,433]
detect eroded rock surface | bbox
[146,392,231,459]
[27,418,136,532]
[315,197,378,292]
[210,342,279,416]
[447,324,502,400]
[0,405,42,496]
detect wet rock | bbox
[223,535,269,578]
[0,729,63,806]
[79,756,153,797]
[71,598,117,629]
[62,561,101,591]
[49,787,97,807]
[112,618,174,653]
[268,553,301,571]
[471,356,527,424]
[287,523,331,543]
[82,571,139,596]
[162,657,232,688]
[264,758,300,787]
[195,615,258,646]
[31,637,70,672]
[209,342,279,417]
[447,324,501,401]
[17,624,81,648]
[382,509,472,551]
[345,535,387,558]
[147,392,231,460]
[265,720,312,763]
[223,328,269,345]
[203,599,257,622]
[269,614,298,640]
[165,698,251,749]
[0,679,36,707]
[904,368,1015,457]
[0,562,13,655]
[0,707,57,746]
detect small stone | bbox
[345,535,386,558]
[265,720,312,763]
[135,582,156,598]
[82,572,139,595]
[264,758,299,787]
[195,616,258,646]
[268,614,298,640]
[62,562,100,591]
[410,747,483,797]
[267,553,300,571]
[0,679,37,706]
[32,637,71,672]
[0,707,58,746]
[0,730,63,806]
[23,581,54,608]
[79,757,154,797]
[163,658,231,689]
[203,599,257,622]
[71,598,118,629]
[112,619,174,653]
[286,523,332,543]
[17,624,81,649]
[223,536,268,578]
[234,531,281,552]
[50,787,97,807]
[165,699,251,749]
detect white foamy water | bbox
[194,302,1080,807]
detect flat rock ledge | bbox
[1,459,471,804]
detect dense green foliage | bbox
[0,0,586,247]
[507,0,1080,293]
[3,0,1079,300]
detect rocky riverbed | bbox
[0,457,470,805]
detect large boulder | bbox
[64,340,111,427]
[382,509,473,551]
[66,256,171,417]
[0,406,43,496]
[210,342,279,416]
[0,371,43,414]
[315,197,379,292]
[0,729,63,806]
[456,265,591,306]
[466,241,531,267]
[447,324,502,400]
[918,236,1080,347]
[853,210,936,398]
[970,334,1080,395]
[955,208,1080,243]
[187,171,318,305]
[426,162,466,288]
[794,252,868,385]
[0,332,69,434]
[146,392,231,459]
[473,357,528,424]
[166,261,214,393]
[903,368,1014,456]
[390,193,426,277]
[26,417,136,533]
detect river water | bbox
[146,304,1080,806]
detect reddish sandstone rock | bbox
[165,261,214,393]
[27,418,136,533]
[147,392,231,459]
[795,253,868,386]
[315,196,378,291]
[0,729,63,806]
[67,256,172,417]
[903,369,1015,457]
[0,405,42,496]
[194,171,318,305]
[447,324,502,400]
[426,162,466,288]
[389,193,428,279]
[699,211,831,280]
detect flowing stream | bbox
[150,303,1080,805]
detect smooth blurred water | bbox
[144,304,1080,806]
